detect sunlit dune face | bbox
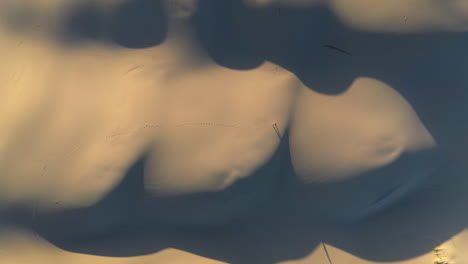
[328,0,468,32]
[290,77,436,184]
[244,0,468,32]
[0,36,165,209]
[288,77,440,221]
[1,0,467,255]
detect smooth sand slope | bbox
[1,1,468,264]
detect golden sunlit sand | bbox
[1,0,468,263]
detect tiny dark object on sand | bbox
[272,123,281,139]
[322,242,334,264]
[324,44,352,56]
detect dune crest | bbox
[290,77,436,183]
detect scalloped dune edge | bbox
[1,1,468,264]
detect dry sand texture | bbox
[1,0,468,263]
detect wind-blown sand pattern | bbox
[1,0,468,263]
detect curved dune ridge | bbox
[290,76,436,184]
[1,1,468,264]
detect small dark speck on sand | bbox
[323,44,352,56]
[272,123,281,139]
[125,66,141,74]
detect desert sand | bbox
[1,0,468,263]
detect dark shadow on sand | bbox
[2,1,468,263]
[28,132,327,264]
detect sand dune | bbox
[1,1,468,264]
